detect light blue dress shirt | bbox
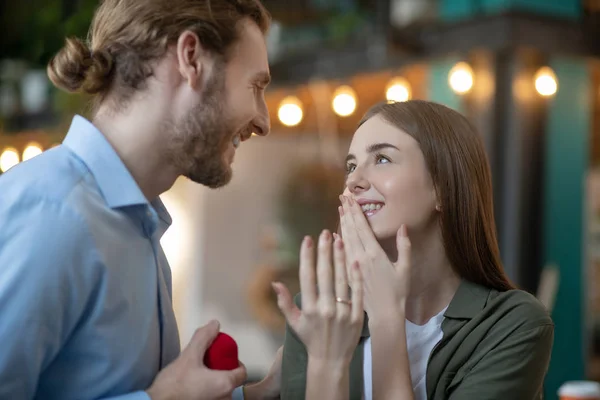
[0,116,182,399]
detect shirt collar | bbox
[63,115,148,209]
[152,197,173,237]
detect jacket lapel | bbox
[426,280,491,398]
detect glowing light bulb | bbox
[277,96,303,127]
[534,67,558,97]
[22,142,43,161]
[386,77,411,102]
[332,85,357,117]
[0,147,20,172]
[448,62,474,94]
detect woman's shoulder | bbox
[485,286,554,331]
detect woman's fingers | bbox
[333,236,350,316]
[316,230,334,309]
[338,200,363,272]
[289,230,364,366]
[395,224,412,273]
[272,282,301,327]
[349,261,364,324]
[344,197,381,257]
[299,236,317,312]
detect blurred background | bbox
[1,0,599,398]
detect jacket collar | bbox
[360,279,490,337]
[444,279,491,319]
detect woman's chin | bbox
[372,227,399,242]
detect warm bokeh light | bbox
[385,77,412,102]
[22,142,43,161]
[159,183,190,279]
[277,96,304,127]
[0,147,20,172]
[332,85,357,117]
[534,66,558,97]
[448,62,474,94]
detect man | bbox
[0,0,281,399]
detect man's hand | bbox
[243,346,283,400]
[146,320,247,400]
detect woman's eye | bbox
[345,163,356,174]
[376,154,390,164]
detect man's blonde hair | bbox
[47,0,270,107]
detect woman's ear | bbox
[433,188,442,212]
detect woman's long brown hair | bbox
[359,100,514,292]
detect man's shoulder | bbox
[0,146,95,213]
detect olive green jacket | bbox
[280,280,554,400]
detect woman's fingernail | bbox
[271,282,280,295]
[307,235,314,246]
[400,224,408,237]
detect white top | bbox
[363,306,447,400]
[233,306,448,400]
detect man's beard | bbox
[166,67,236,188]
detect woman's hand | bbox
[241,346,283,400]
[272,230,364,400]
[339,196,415,400]
[338,195,412,324]
[273,230,364,366]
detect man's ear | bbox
[176,30,207,90]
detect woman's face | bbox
[343,115,438,239]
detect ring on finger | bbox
[335,297,352,306]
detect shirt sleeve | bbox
[100,392,152,400]
[448,323,554,400]
[0,198,102,399]
[232,386,245,400]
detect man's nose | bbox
[253,99,270,136]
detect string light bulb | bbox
[0,147,20,172]
[385,77,412,102]
[332,85,357,117]
[22,142,43,161]
[534,67,558,97]
[448,62,474,94]
[277,96,304,127]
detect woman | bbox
[273,100,554,400]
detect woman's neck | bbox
[380,227,461,326]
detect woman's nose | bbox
[346,168,370,194]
